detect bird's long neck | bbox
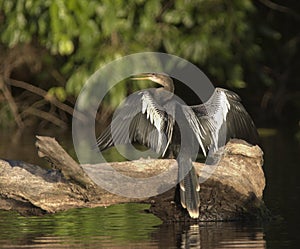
[161,78,174,93]
[157,79,174,102]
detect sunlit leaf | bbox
[48,86,67,102]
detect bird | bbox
[96,72,259,219]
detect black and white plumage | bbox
[96,73,259,219]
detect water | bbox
[0,204,162,248]
[0,208,266,248]
[0,128,299,248]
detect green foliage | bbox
[48,86,67,102]
[1,0,298,124]
[0,0,264,104]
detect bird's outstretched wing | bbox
[176,87,258,218]
[191,87,259,153]
[96,89,175,156]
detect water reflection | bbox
[0,204,162,248]
[181,225,201,249]
[152,222,266,249]
[0,206,268,249]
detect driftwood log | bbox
[0,136,268,222]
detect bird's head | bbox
[131,72,174,92]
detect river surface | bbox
[0,128,299,248]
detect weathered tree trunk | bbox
[0,136,268,221]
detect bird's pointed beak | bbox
[130,73,152,81]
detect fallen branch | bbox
[0,136,268,221]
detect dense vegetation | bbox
[0,0,299,137]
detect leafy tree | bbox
[0,0,299,131]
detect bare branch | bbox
[4,77,87,122]
[0,75,24,129]
[258,0,300,20]
[21,107,68,129]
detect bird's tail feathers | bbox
[179,160,200,219]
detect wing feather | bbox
[96,90,174,156]
[179,104,207,157]
[192,88,259,153]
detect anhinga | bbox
[97,73,258,219]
